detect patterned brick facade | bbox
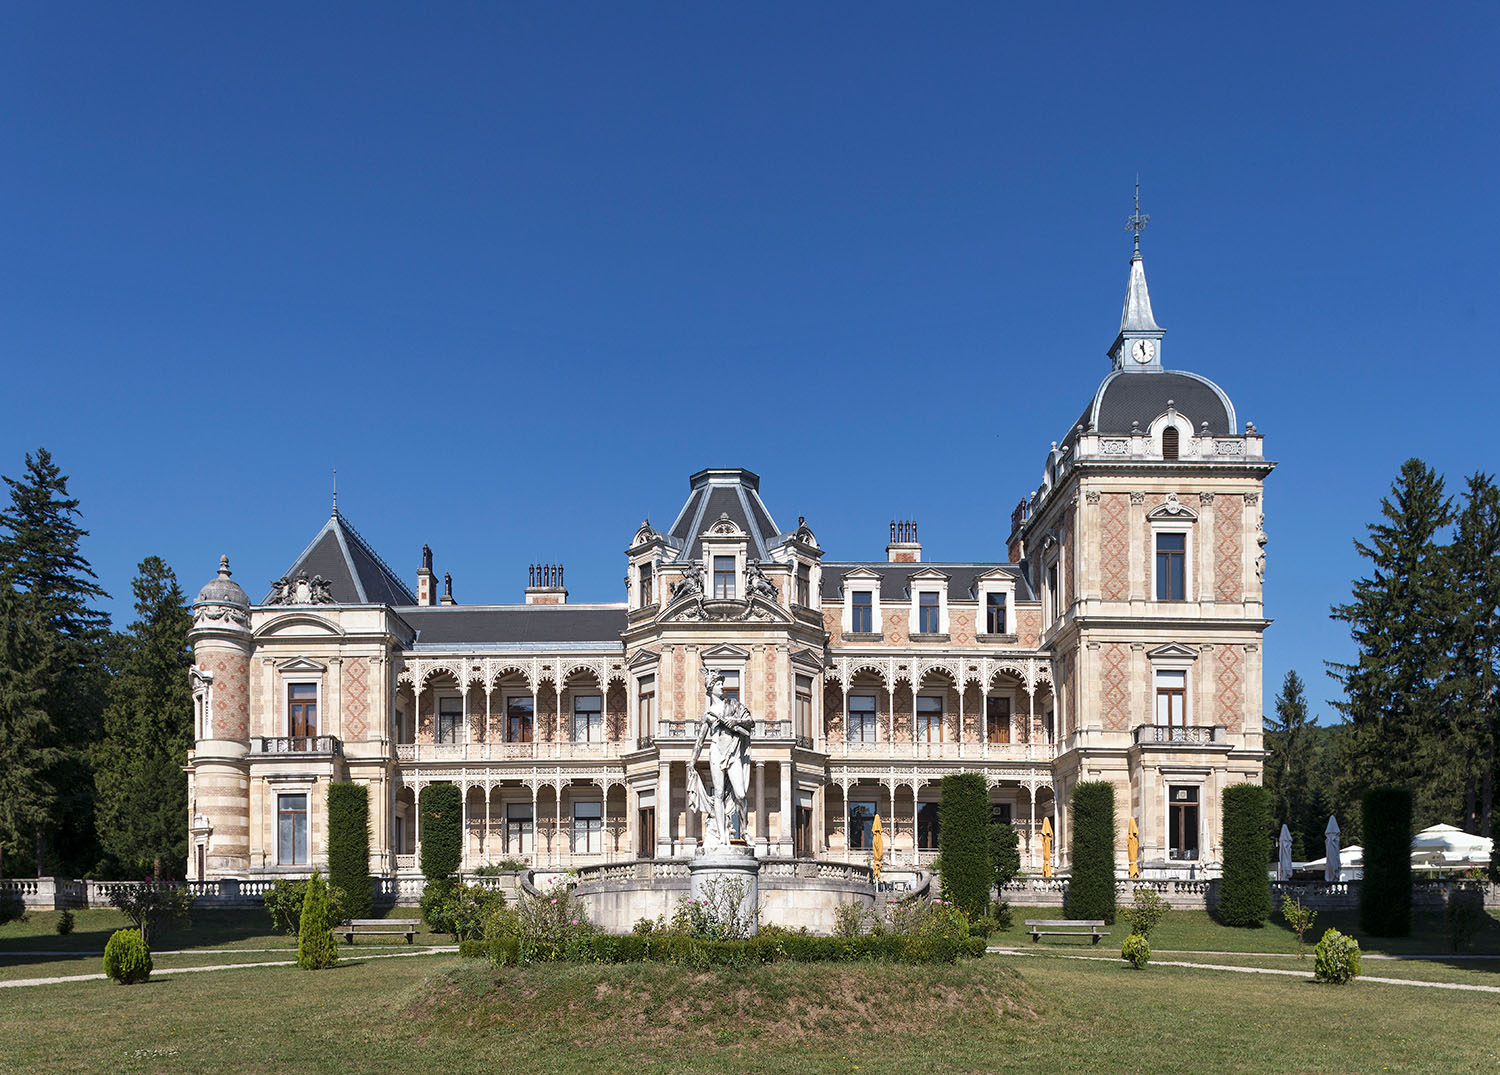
[1214,494,1244,602]
[1100,493,1130,600]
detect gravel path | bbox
[0,946,456,989]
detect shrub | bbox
[103,929,152,984]
[263,878,348,935]
[1066,781,1117,924]
[326,782,372,919]
[1218,784,1271,927]
[990,899,1014,930]
[1445,888,1486,953]
[1121,887,1170,939]
[1360,786,1412,937]
[418,783,462,880]
[937,774,991,920]
[443,883,506,941]
[832,900,869,938]
[1280,892,1318,959]
[1121,933,1151,969]
[420,877,460,935]
[509,884,595,962]
[106,883,194,947]
[296,871,339,970]
[458,939,486,959]
[989,822,1021,892]
[472,859,527,874]
[56,909,74,935]
[1313,928,1361,984]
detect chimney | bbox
[416,544,437,606]
[525,563,568,604]
[886,519,922,563]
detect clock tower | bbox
[1109,185,1166,372]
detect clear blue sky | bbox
[3,4,1496,722]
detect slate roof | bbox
[399,605,627,647]
[666,468,783,562]
[265,511,417,606]
[820,563,1033,603]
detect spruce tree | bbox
[1444,474,1500,838]
[0,449,111,875]
[1264,671,1320,855]
[1329,459,1452,806]
[94,558,194,878]
[0,586,62,878]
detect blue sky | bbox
[2,4,1496,721]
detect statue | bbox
[266,577,292,605]
[745,561,778,601]
[688,665,753,849]
[670,562,704,601]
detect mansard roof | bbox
[666,468,783,562]
[266,510,417,606]
[820,563,1033,602]
[1087,369,1236,437]
[399,604,627,647]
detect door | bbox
[638,807,656,857]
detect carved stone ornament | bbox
[1244,491,1260,506]
[1100,438,1130,457]
[196,604,251,629]
[1162,492,1187,514]
[1130,492,1146,505]
[668,562,704,601]
[1084,490,1101,504]
[745,561,779,601]
[1199,492,1215,505]
[266,571,337,606]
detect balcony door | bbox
[288,684,317,739]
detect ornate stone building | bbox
[185,239,1272,883]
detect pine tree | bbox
[94,559,194,878]
[0,586,62,878]
[0,449,111,875]
[1264,671,1320,855]
[1444,473,1500,838]
[1329,459,1452,809]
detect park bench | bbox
[1025,919,1106,944]
[339,918,420,944]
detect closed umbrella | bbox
[1325,816,1341,882]
[1041,816,1054,879]
[872,813,884,884]
[1277,824,1293,881]
[1128,818,1140,879]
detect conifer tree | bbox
[1444,473,1500,837]
[0,449,111,874]
[1264,671,1320,854]
[0,586,62,878]
[94,558,194,878]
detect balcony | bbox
[1134,724,1226,746]
[393,740,624,762]
[252,735,341,757]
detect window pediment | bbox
[627,649,660,670]
[1147,493,1198,522]
[700,643,751,661]
[1146,642,1199,661]
[277,656,328,675]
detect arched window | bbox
[1162,426,1180,460]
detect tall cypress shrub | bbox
[419,782,462,880]
[326,782,371,918]
[1218,784,1271,926]
[1360,786,1412,937]
[1066,781,1116,924]
[937,773,990,919]
[296,870,338,970]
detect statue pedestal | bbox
[689,847,761,936]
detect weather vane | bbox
[1125,175,1149,252]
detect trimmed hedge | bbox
[326,782,372,919]
[938,773,991,919]
[419,782,462,880]
[1218,783,1271,927]
[1066,781,1116,924]
[1360,786,1412,937]
[103,929,152,984]
[489,931,986,968]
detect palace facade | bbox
[186,241,1273,883]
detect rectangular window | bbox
[796,564,811,606]
[848,694,878,743]
[1169,785,1200,860]
[572,800,603,855]
[277,793,308,865]
[1155,670,1187,727]
[848,800,877,851]
[638,562,654,605]
[918,591,940,634]
[917,694,944,742]
[1156,532,1187,601]
[986,695,1011,744]
[719,669,740,706]
[572,694,603,742]
[851,591,873,634]
[986,592,1008,634]
[794,806,813,858]
[1046,563,1059,617]
[637,675,655,732]
[638,806,655,856]
[795,675,813,738]
[713,555,735,599]
[506,803,534,854]
[436,696,462,744]
[917,802,941,850]
[506,696,534,743]
[288,683,317,739]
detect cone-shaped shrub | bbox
[103,929,152,984]
[327,782,372,919]
[419,782,462,880]
[938,773,991,920]
[1066,781,1116,924]
[297,871,339,970]
[1360,786,1412,937]
[1218,783,1271,926]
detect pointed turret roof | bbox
[1119,249,1161,333]
[665,468,782,562]
[265,509,416,606]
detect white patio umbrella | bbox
[1277,824,1293,881]
[1410,824,1493,868]
[1324,816,1341,882]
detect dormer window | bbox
[713,556,735,599]
[638,562,654,606]
[852,591,873,633]
[918,592,940,634]
[796,563,811,606]
[1162,426,1180,460]
[986,592,1007,635]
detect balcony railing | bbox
[252,736,341,756]
[393,740,624,762]
[1135,724,1225,745]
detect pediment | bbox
[841,567,882,582]
[277,655,329,675]
[908,568,951,582]
[1147,493,1198,521]
[789,647,825,672]
[703,513,745,538]
[1146,642,1199,661]
[627,648,660,670]
[701,643,751,661]
[254,611,345,639]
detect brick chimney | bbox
[886,519,922,563]
[416,544,437,606]
[525,563,568,604]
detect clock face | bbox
[1131,338,1156,364]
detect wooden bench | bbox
[1025,919,1107,944]
[339,918,420,944]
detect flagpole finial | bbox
[1125,176,1150,254]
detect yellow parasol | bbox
[871,814,884,884]
[1041,816,1053,879]
[1128,818,1140,878]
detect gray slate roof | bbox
[400,605,627,646]
[266,511,417,606]
[820,563,1033,602]
[666,468,783,562]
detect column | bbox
[779,760,794,854]
[529,784,539,861]
[482,785,491,863]
[657,760,673,856]
[460,783,470,871]
[625,785,637,861]
[887,684,895,758]
[958,685,965,758]
[412,782,422,864]
[755,761,767,846]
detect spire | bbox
[1120,179,1160,333]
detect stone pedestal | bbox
[689,847,761,936]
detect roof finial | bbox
[1125,175,1149,255]
[332,467,338,516]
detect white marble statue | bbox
[688,666,754,849]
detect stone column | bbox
[755,761,767,850]
[656,760,673,858]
